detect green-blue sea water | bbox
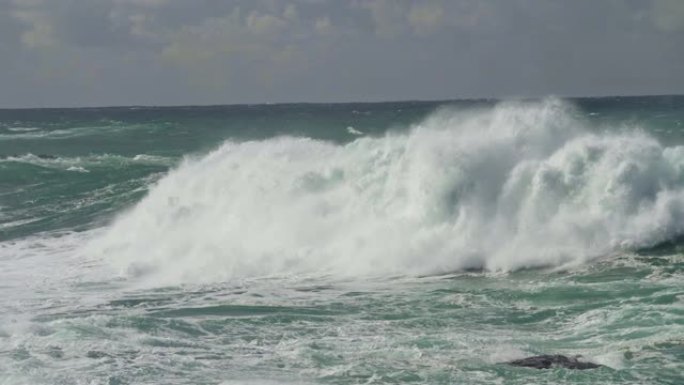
[0,96,683,384]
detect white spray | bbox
[87,99,684,284]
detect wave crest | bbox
[88,99,684,284]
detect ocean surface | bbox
[0,96,683,384]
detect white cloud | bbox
[113,0,168,7]
[355,0,409,37]
[314,16,333,35]
[10,0,59,49]
[652,0,684,32]
[408,2,444,35]
[246,11,288,35]
[283,3,298,21]
[353,0,490,38]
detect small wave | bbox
[0,218,40,231]
[0,123,154,141]
[132,154,171,163]
[0,153,174,171]
[87,98,684,285]
[6,127,40,132]
[346,126,364,136]
[0,128,87,140]
[66,166,90,173]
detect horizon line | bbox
[1,92,683,111]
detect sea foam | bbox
[88,98,684,284]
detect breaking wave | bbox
[87,99,684,284]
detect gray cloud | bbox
[0,0,682,107]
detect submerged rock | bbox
[508,354,602,370]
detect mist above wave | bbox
[88,98,684,284]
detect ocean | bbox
[0,96,682,384]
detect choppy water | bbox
[1,96,683,384]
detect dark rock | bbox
[508,354,602,370]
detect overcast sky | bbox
[0,0,683,107]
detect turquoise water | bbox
[0,97,683,384]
